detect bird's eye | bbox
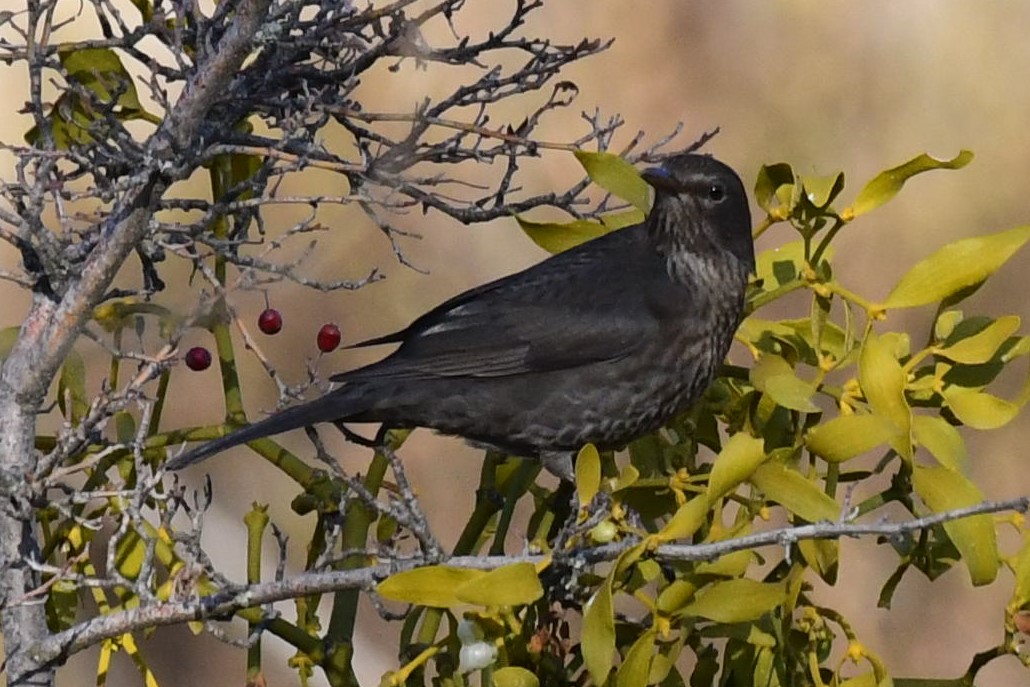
[708,184,726,202]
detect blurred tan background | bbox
[1,1,1029,685]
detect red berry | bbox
[257,308,283,335]
[184,346,212,371]
[317,323,341,352]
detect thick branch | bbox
[0,1,272,684]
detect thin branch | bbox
[27,496,1028,670]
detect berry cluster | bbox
[185,306,341,372]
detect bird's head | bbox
[641,154,755,272]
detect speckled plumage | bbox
[167,154,754,471]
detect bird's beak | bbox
[641,166,678,192]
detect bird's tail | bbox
[166,389,364,471]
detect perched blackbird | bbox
[167,153,754,472]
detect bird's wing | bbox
[333,227,689,382]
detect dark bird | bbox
[167,153,754,472]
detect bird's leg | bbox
[332,420,377,448]
[540,450,576,483]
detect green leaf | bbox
[750,463,840,522]
[943,387,1020,429]
[114,412,137,444]
[911,415,967,471]
[616,629,656,687]
[0,326,19,360]
[455,563,543,606]
[682,579,786,623]
[848,151,973,218]
[47,580,79,631]
[576,444,601,508]
[884,225,1030,309]
[582,580,616,685]
[936,315,1020,364]
[912,465,998,585]
[376,566,483,607]
[574,150,651,212]
[859,333,912,459]
[805,414,900,463]
[493,667,539,687]
[754,163,796,216]
[60,48,142,110]
[515,215,608,254]
[707,433,767,502]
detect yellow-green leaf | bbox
[58,349,88,423]
[1011,534,1030,607]
[694,549,753,578]
[576,444,601,508]
[648,634,684,684]
[612,463,640,492]
[935,310,964,341]
[48,579,79,631]
[798,539,839,583]
[884,225,1030,309]
[60,47,143,111]
[750,463,840,522]
[574,150,650,212]
[754,646,781,687]
[516,215,608,254]
[658,496,709,542]
[944,387,1020,430]
[707,434,767,502]
[455,563,543,606]
[754,163,796,215]
[805,414,900,463]
[750,354,794,391]
[114,411,137,444]
[859,333,912,459]
[764,374,820,413]
[839,673,881,687]
[848,151,973,219]
[801,171,845,209]
[377,566,483,607]
[936,315,1021,364]
[114,530,145,580]
[493,667,539,687]
[656,579,697,615]
[682,579,786,623]
[582,581,615,685]
[911,415,968,471]
[601,209,645,230]
[0,326,19,360]
[616,629,656,687]
[912,464,998,585]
